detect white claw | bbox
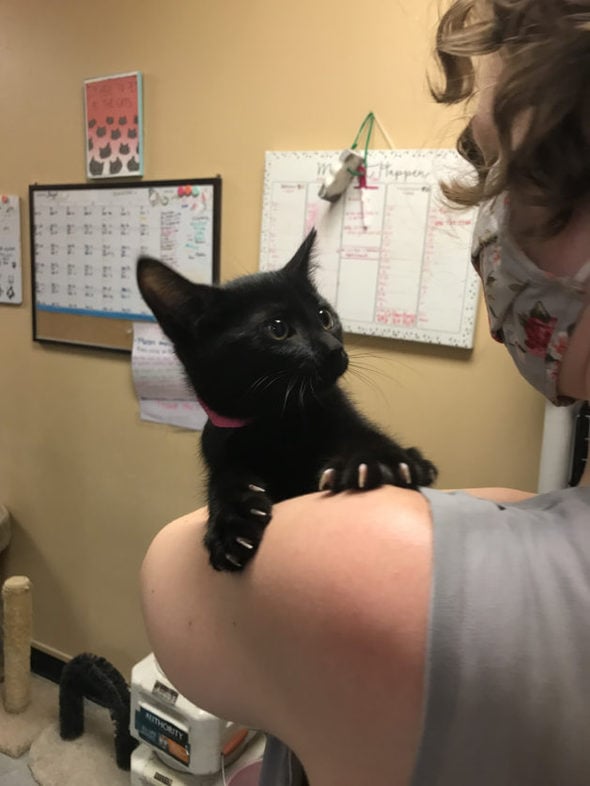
[236,537,255,550]
[249,508,268,519]
[248,483,266,493]
[319,468,336,491]
[399,462,412,485]
[358,463,368,489]
[225,553,242,568]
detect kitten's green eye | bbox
[318,308,334,330]
[266,318,290,341]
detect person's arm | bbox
[458,487,536,502]
[141,486,432,786]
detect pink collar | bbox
[198,397,253,429]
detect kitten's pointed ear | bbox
[136,256,217,341]
[283,228,317,278]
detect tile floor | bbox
[0,751,36,785]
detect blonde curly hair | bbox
[431,0,590,235]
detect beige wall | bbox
[0,0,544,676]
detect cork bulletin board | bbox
[30,178,221,351]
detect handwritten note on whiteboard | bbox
[260,150,480,348]
[0,195,22,305]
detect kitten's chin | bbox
[314,372,344,391]
[314,369,347,391]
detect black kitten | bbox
[136,230,436,572]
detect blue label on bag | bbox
[135,706,191,766]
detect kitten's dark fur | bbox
[136,231,436,572]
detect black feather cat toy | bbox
[137,230,436,571]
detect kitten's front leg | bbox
[204,472,273,572]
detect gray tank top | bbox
[259,486,590,786]
[413,485,590,785]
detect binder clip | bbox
[318,148,365,203]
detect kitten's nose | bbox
[317,332,348,381]
[326,346,349,377]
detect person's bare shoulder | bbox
[141,487,433,786]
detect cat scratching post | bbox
[2,576,33,713]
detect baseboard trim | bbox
[31,646,67,684]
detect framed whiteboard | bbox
[260,150,479,348]
[30,177,221,351]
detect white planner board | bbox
[260,150,480,348]
[0,195,22,304]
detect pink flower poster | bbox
[84,71,143,179]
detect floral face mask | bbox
[472,195,590,405]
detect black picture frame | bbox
[29,177,221,352]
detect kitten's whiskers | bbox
[248,370,290,397]
[308,378,323,407]
[347,354,400,385]
[298,377,309,411]
[250,374,274,393]
[282,376,299,415]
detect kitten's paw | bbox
[205,484,273,572]
[318,457,397,492]
[404,447,438,487]
[319,448,437,493]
